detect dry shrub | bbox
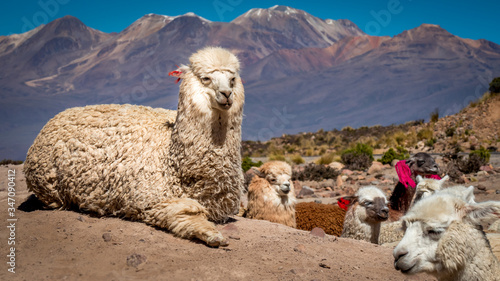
[292,163,340,181]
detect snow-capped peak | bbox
[142,12,211,23]
[269,5,299,14]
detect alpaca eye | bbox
[230,77,235,87]
[427,229,443,238]
[201,77,211,84]
[269,178,276,183]
[364,201,373,207]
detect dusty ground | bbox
[1,163,498,280]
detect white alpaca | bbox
[341,186,389,244]
[394,194,500,280]
[244,161,296,227]
[413,175,449,204]
[23,47,245,247]
[380,176,475,245]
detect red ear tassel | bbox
[338,197,350,210]
[168,70,182,83]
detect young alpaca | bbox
[394,194,500,281]
[415,175,476,204]
[341,186,389,244]
[23,47,245,247]
[413,175,449,204]
[244,161,296,227]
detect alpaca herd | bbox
[24,47,499,279]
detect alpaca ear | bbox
[168,64,189,83]
[342,195,358,205]
[439,175,449,183]
[464,186,476,204]
[463,201,500,224]
[406,156,416,168]
[250,166,265,178]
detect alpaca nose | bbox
[380,207,389,219]
[281,182,290,194]
[220,90,232,99]
[393,249,408,270]
[218,90,233,106]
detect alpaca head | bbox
[174,46,244,114]
[438,185,476,204]
[393,194,500,277]
[407,153,439,176]
[414,175,449,202]
[351,186,389,223]
[252,161,293,198]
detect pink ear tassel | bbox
[168,70,182,83]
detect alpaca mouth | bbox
[395,262,416,274]
[218,102,232,110]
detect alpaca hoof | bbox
[206,235,229,247]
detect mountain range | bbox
[1,5,500,160]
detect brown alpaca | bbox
[295,202,346,236]
[244,161,296,227]
[389,152,440,215]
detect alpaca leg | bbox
[144,198,228,247]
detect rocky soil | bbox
[1,162,499,280]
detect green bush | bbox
[417,128,433,140]
[470,146,490,163]
[316,152,335,165]
[425,138,436,147]
[291,154,305,165]
[292,163,340,181]
[268,153,286,162]
[430,108,439,123]
[380,147,409,165]
[340,143,374,171]
[241,156,263,172]
[489,77,500,94]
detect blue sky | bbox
[1,0,499,44]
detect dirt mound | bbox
[0,165,436,280]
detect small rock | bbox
[314,199,322,204]
[370,180,380,185]
[77,216,85,222]
[126,253,147,268]
[391,159,400,167]
[329,162,344,170]
[102,233,112,242]
[290,268,308,275]
[367,161,384,175]
[416,141,425,150]
[476,185,487,191]
[293,244,306,253]
[480,165,493,172]
[298,186,315,197]
[342,169,354,176]
[310,227,326,238]
[336,176,343,187]
[293,180,303,196]
[477,171,488,176]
